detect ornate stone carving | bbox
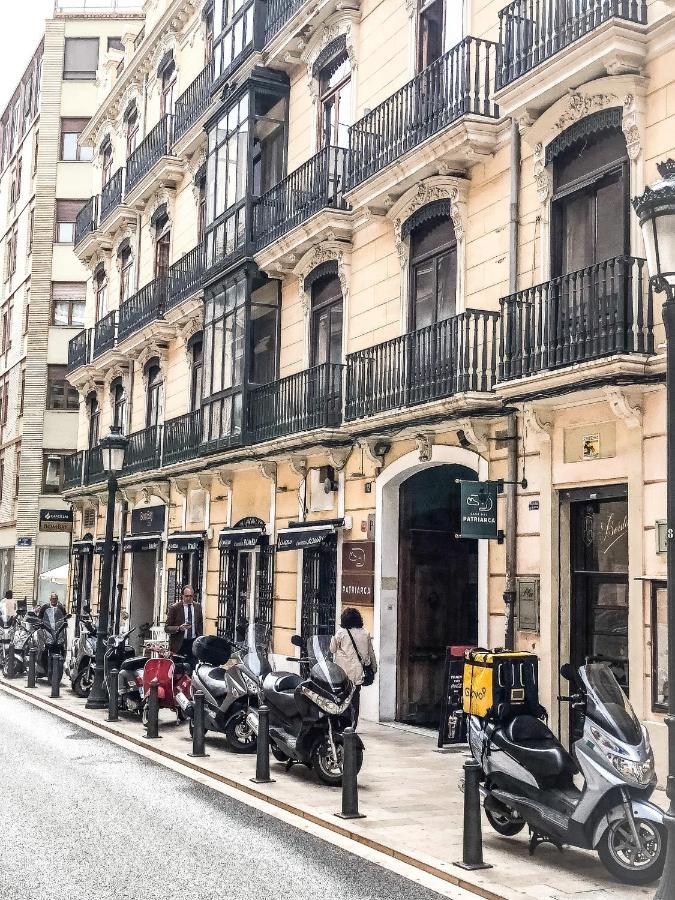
[188,148,207,202]
[103,364,130,393]
[293,241,352,308]
[553,90,620,131]
[176,316,202,346]
[80,377,104,404]
[360,437,390,468]
[415,433,434,462]
[387,177,468,264]
[302,10,360,105]
[455,418,489,454]
[259,461,277,481]
[523,407,553,443]
[289,456,308,478]
[135,342,169,379]
[621,93,641,161]
[604,387,642,429]
[532,143,552,205]
[328,445,353,470]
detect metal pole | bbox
[655,290,675,899]
[50,653,61,699]
[27,648,36,688]
[86,473,116,709]
[336,727,365,819]
[188,690,209,758]
[503,411,518,650]
[145,678,160,740]
[455,758,492,870]
[106,668,118,722]
[5,642,15,679]
[250,705,275,784]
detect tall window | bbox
[154,213,171,279]
[311,273,342,367]
[146,363,164,428]
[1,304,13,354]
[5,226,17,281]
[61,118,93,161]
[205,8,215,63]
[252,93,287,196]
[56,200,84,243]
[95,267,108,320]
[111,378,127,433]
[51,282,86,326]
[318,51,351,148]
[47,366,80,411]
[101,139,113,186]
[417,0,445,72]
[160,59,177,117]
[43,453,67,495]
[119,244,134,304]
[125,106,139,158]
[409,215,457,330]
[250,280,280,385]
[197,170,207,242]
[63,38,100,81]
[190,337,203,411]
[212,0,255,83]
[87,394,100,447]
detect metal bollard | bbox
[145,678,161,740]
[27,649,36,689]
[106,669,119,722]
[455,758,492,870]
[188,690,209,758]
[50,653,62,699]
[336,727,365,819]
[250,705,275,784]
[5,643,16,679]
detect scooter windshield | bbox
[580,663,642,745]
[240,624,272,679]
[307,634,348,693]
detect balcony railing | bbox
[126,115,173,194]
[173,63,213,143]
[167,244,206,311]
[100,168,124,223]
[248,363,344,442]
[123,424,162,475]
[499,255,653,381]
[496,0,647,89]
[118,276,167,342]
[163,410,203,466]
[264,0,304,42]
[252,146,349,250]
[85,447,106,485]
[74,196,98,247]
[64,450,85,491]
[346,310,499,420]
[67,329,91,372]
[348,37,499,188]
[93,310,117,358]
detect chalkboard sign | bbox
[437,645,475,747]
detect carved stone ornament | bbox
[176,316,202,347]
[553,90,619,131]
[104,364,130,394]
[603,387,642,429]
[387,177,468,265]
[404,0,416,17]
[138,481,171,506]
[532,143,553,205]
[328,445,353,470]
[415,433,434,462]
[146,187,173,234]
[289,456,307,478]
[259,461,277,481]
[522,407,553,443]
[147,35,177,94]
[80,377,104,405]
[455,418,489,454]
[188,148,207,203]
[294,241,352,313]
[621,93,641,161]
[302,10,360,101]
[135,342,169,379]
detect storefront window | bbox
[37,547,69,605]
[652,581,668,712]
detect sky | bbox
[0,1,57,113]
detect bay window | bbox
[212,0,258,86]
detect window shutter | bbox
[52,282,86,302]
[64,38,100,79]
[56,200,85,223]
[61,117,89,134]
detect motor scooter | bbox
[103,628,146,715]
[23,613,70,682]
[66,606,97,697]
[470,661,666,885]
[142,644,192,725]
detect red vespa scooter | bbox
[141,644,193,725]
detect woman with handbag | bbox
[330,607,377,727]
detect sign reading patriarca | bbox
[458,481,499,540]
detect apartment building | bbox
[65,0,673,773]
[0,3,144,604]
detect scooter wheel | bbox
[311,736,363,787]
[597,818,666,885]
[224,710,257,753]
[485,806,525,836]
[72,668,94,699]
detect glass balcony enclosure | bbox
[212,0,266,89]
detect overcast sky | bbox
[0,0,55,112]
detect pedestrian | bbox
[330,607,377,728]
[0,590,15,620]
[38,592,67,642]
[164,585,203,669]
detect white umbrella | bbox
[39,563,70,584]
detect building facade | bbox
[65,0,673,774]
[0,3,143,604]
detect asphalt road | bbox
[0,691,444,900]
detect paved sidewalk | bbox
[0,675,663,900]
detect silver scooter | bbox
[469,661,666,885]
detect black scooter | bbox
[103,628,146,714]
[247,633,364,786]
[24,613,70,682]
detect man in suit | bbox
[165,585,203,668]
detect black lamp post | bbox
[633,159,675,898]
[86,425,128,710]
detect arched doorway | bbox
[397,465,478,726]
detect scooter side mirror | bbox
[82,605,91,615]
[290,634,304,648]
[560,663,574,681]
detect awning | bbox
[276,524,335,552]
[218,527,264,550]
[122,534,162,553]
[71,540,93,557]
[94,540,119,555]
[168,532,205,553]
[39,564,69,583]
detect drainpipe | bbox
[504,120,520,651]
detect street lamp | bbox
[633,159,675,898]
[86,425,128,710]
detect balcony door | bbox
[155,229,171,281]
[318,51,351,149]
[146,364,164,429]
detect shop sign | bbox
[131,505,166,535]
[342,541,374,573]
[39,509,73,532]
[341,541,374,605]
[459,481,498,540]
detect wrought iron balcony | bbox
[264,0,304,42]
[118,276,167,343]
[67,329,91,372]
[93,310,117,358]
[85,447,106,486]
[248,363,344,443]
[173,63,213,144]
[100,168,124,223]
[499,255,653,382]
[163,410,202,466]
[167,244,206,311]
[126,115,174,194]
[123,425,162,475]
[496,0,647,89]
[347,38,499,188]
[74,196,98,247]
[252,146,349,250]
[63,450,85,491]
[346,310,499,420]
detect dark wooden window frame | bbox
[407,212,458,331]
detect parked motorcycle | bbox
[67,606,97,698]
[141,645,192,725]
[470,661,666,885]
[103,628,146,715]
[24,612,70,682]
[247,633,363,786]
[178,625,267,753]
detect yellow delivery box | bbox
[463,649,540,721]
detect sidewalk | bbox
[0,674,662,900]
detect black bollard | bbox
[336,727,366,819]
[188,691,209,758]
[5,642,16,679]
[145,678,161,740]
[50,653,62,699]
[106,669,119,722]
[250,705,275,784]
[455,758,492,870]
[27,648,36,689]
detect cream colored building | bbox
[0,3,144,605]
[65,0,672,773]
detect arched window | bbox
[94,265,108,320]
[160,59,177,118]
[118,242,134,304]
[101,137,113,187]
[189,335,203,412]
[310,272,342,367]
[145,361,163,428]
[318,50,351,148]
[153,207,171,279]
[125,104,139,157]
[409,214,457,330]
[87,393,100,448]
[111,377,127,432]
